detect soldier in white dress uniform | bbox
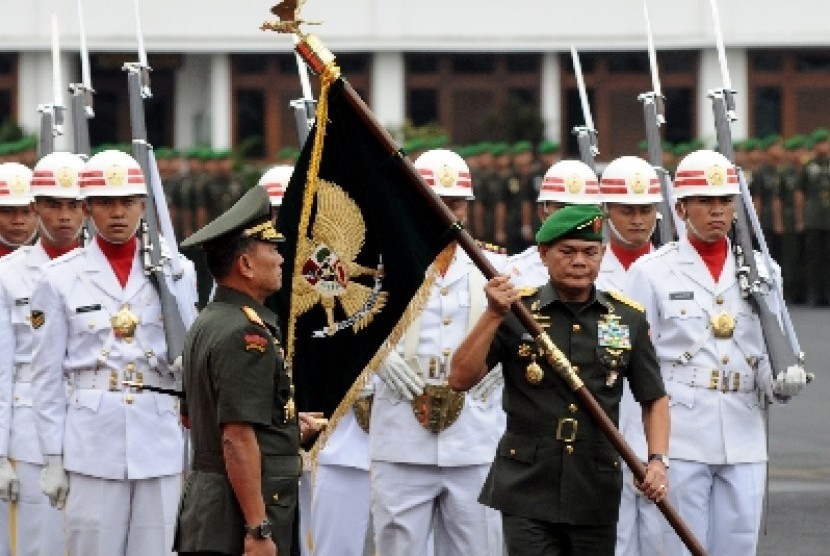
[369,149,507,556]
[627,150,806,555]
[0,152,87,556]
[594,156,667,556]
[30,150,196,556]
[508,160,600,288]
[0,162,37,556]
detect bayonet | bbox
[38,15,65,159]
[69,0,94,158]
[289,34,317,147]
[570,46,598,172]
[638,0,681,244]
[707,0,736,122]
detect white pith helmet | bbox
[258,165,294,207]
[673,149,739,198]
[79,150,147,198]
[31,151,85,200]
[599,156,662,204]
[414,149,474,200]
[0,162,34,206]
[537,159,600,204]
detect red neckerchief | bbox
[97,235,137,288]
[42,240,80,260]
[688,235,728,282]
[610,242,651,270]
[0,244,13,258]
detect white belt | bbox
[14,362,33,383]
[666,366,755,393]
[71,367,169,392]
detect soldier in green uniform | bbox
[174,186,320,556]
[780,136,807,302]
[798,128,830,306]
[751,135,784,261]
[508,140,535,254]
[450,205,669,555]
[473,142,506,245]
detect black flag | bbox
[276,78,453,421]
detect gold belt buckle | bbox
[555,417,578,443]
[412,384,465,433]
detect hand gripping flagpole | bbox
[261,6,705,554]
[638,0,683,244]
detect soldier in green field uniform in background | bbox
[798,128,830,306]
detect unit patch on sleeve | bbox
[244,333,269,353]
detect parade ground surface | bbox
[757,306,830,556]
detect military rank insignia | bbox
[30,310,45,329]
[244,333,269,353]
[598,314,631,349]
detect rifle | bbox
[706,0,808,396]
[69,0,94,160]
[124,0,188,363]
[38,15,65,160]
[290,34,317,147]
[570,46,598,173]
[638,0,682,245]
[261,13,705,554]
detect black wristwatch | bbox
[244,519,273,540]
[648,453,670,469]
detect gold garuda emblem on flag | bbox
[293,178,387,337]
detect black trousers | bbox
[502,513,616,556]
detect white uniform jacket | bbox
[627,238,772,465]
[506,245,548,288]
[596,248,651,459]
[370,248,506,467]
[0,243,76,464]
[317,409,369,470]
[30,237,196,480]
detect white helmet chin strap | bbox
[38,218,83,245]
[605,205,658,249]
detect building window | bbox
[560,51,698,161]
[749,49,830,138]
[0,53,17,132]
[405,53,542,144]
[231,53,371,160]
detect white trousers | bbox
[297,469,313,556]
[663,460,765,555]
[0,499,9,556]
[371,461,501,556]
[11,461,66,556]
[310,465,371,556]
[65,473,179,556]
[615,465,665,556]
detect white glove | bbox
[377,351,425,401]
[468,365,504,401]
[772,364,807,400]
[357,378,375,399]
[170,355,183,376]
[0,457,19,502]
[40,455,69,509]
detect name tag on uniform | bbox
[669,291,694,300]
[75,304,102,313]
[14,297,29,306]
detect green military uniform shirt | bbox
[174,286,300,555]
[800,155,830,230]
[750,163,781,231]
[479,283,665,526]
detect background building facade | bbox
[2,0,830,160]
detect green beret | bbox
[0,143,10,156]
[637,139,648,152]
[510,140,532,155]
[538,139,560,154]
[154,147,174,159]
[662,140,673,153]
[180,185,282,248]
[456,145,472,158]
[810,128,829,143]
[535,204,604,244]
[743,138,760,151]
[403,138,426,154]
[760,134,781,150]
[784,135,807,151]
[277,146,300,161]
[672,142,690,157]
[688,138,704,150]
[426,135,449,150]
[490,142,509,157]
[477,141,494,155]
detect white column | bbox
[540,52,561,143]
[17,51,72,152]
[210,53,231,149]
[698,47,749,146]
[174,54,211,149]
[370,51,405,136]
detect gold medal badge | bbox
[711,311,736,338]
[111,304,140,342]
[525,354,544,385]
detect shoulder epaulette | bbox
[608,290,644,313]
[241,306,266,328]
[518,286,539,298]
